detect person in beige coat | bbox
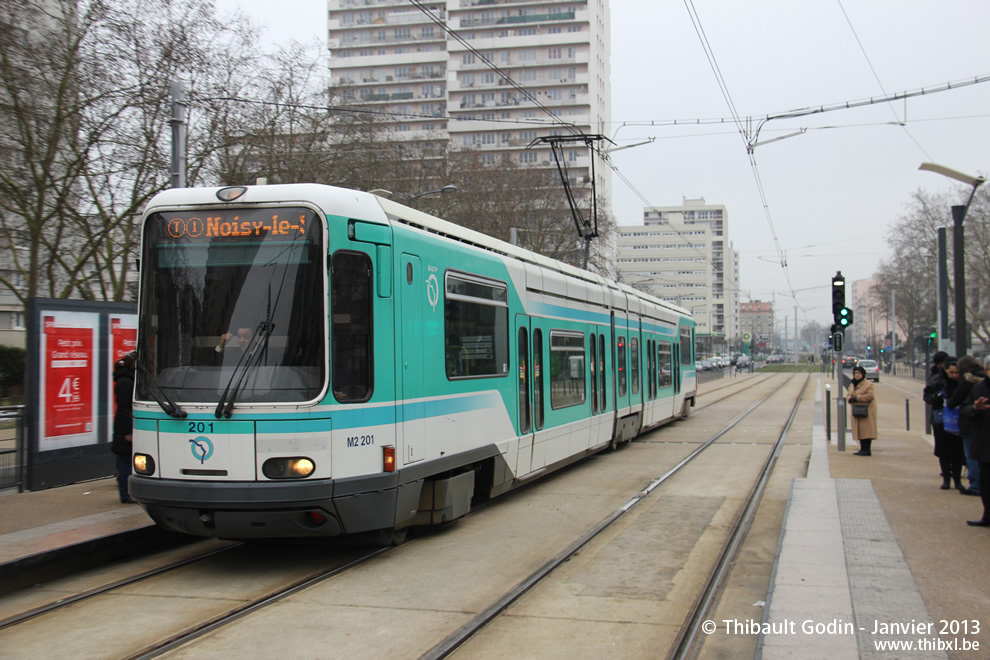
[848,365,877,455]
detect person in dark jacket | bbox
[960,356,990,526]
[112,353,136,503]
[948,356,985,496]
[925,356,965,490]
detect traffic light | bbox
[838,306,854,327]
[832,272,845,322]
[928,329,937,347]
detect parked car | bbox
[700,359,714,371]
[857,359,880,381]
[695,361,704,372]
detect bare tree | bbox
[0,0,92,304]
[442,149,615,276]
[0,0,262,304]
[872,186,990,361]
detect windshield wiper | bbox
[134,354,187,418]
[215,320,275,419]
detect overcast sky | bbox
[215,0,990,328]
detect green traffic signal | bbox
[838,307,854,326]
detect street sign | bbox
[832,332,844,352]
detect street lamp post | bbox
[919,163,985,356]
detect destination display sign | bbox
[157,208,313,241]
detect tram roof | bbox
[374,195,690,319]
[143,183,691,320]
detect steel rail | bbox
[420,373,799,660]
[0,542,241,631]
[129,545,392,660]
[669,373,811,659]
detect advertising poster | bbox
[108,315,138,423]
[39,311,101,450]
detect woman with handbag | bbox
[848,366,877,456]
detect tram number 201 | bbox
[346,434,375,448]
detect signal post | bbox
[831,272,854,452]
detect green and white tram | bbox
[130,183,695,540]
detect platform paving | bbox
[758,372,989,658]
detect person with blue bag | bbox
[930,358,965,491]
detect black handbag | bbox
[852,403,869,418]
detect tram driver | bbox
[215,326,253,355]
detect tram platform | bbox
[759,371,989,658]
[0,477,160,594]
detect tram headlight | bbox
[133,453,156,475]
[262,457,316,479]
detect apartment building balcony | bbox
[334,69,447,86]
[457,10,574,29]
[331,7,445,24]
[456,0,549,7]
[332,0,430,8]
[357,91,417,102]
[333,32,445,49]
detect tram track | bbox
[0,535,394,658]
[670,373,810,659]
[0,542,240,631]
[419,372,809,659]
[0,374,808,658]
[128,545,391,660]
[0,377,764,645]
[691,372,773,414]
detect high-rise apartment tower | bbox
[616,198,740,355]
[327,0,611,201]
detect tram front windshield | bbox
[137,207,325,405]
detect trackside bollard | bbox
[825,385,831,442]
[905,398,910,431]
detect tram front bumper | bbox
[130,473,402,539]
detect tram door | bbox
[514,315,538,475]
[400,254,426,464]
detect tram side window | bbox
[648,339,656,400]
[590,336,598,414]
[445,272,508,379]
[518,327,530,434]
[617,336,627,397]
[549,331,585,409]
[681,327,692,365]
[332,251,373,402]
[630,337,640,395]
[659,341,673,389]
[534,329,544,430]
[599,334,607,411]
